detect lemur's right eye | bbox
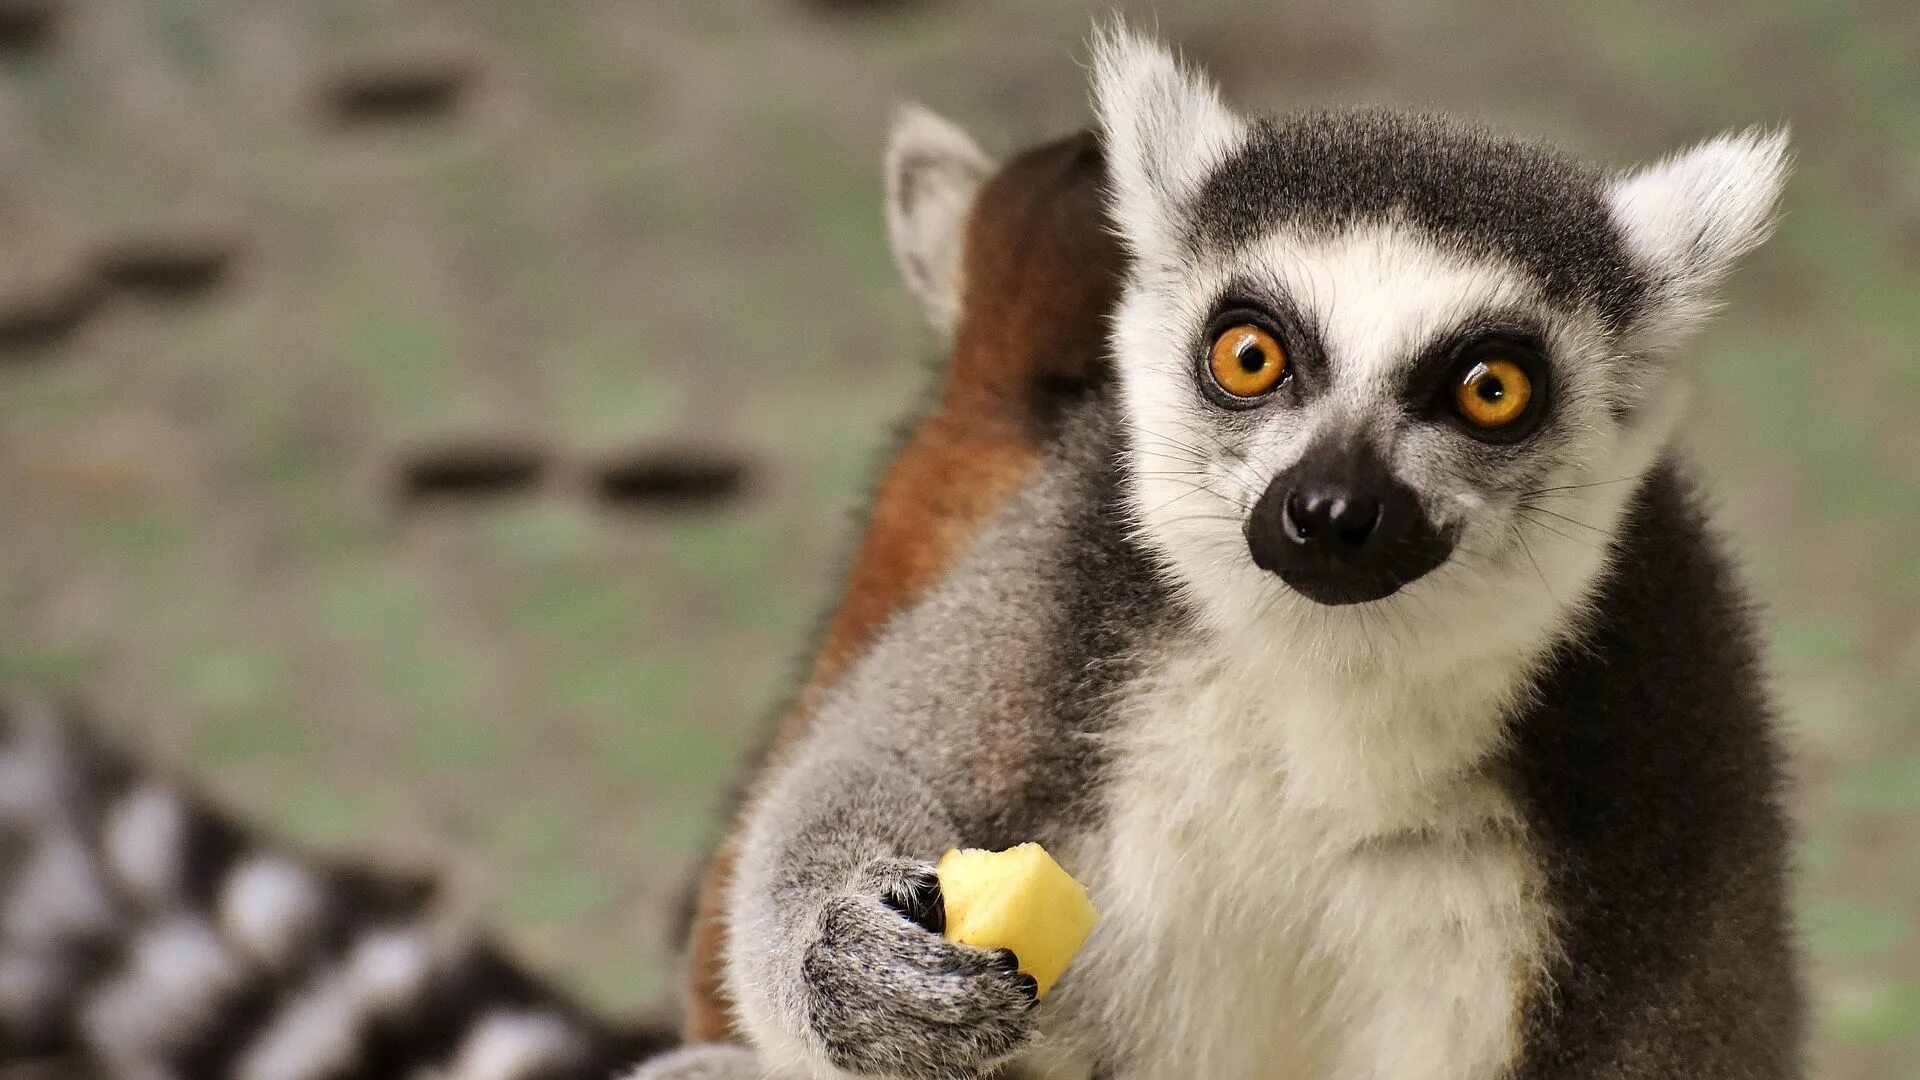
[1207,324,1288,399]
[1452,357,1535,432]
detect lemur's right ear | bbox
[1090,22,1245,264]
[886,104,995,335]
[1607,128,1791,344]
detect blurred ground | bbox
[0,1,1914,1076]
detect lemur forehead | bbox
[1235,227,1552,388]
[1187,110,1649,329]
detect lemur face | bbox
[1093,28,1787,657]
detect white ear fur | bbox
[884,103,994,335]
[1608,127,1791,338]
[1090,22,1244,262]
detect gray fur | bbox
[723,417,1163,1076]
[626,1043,765,1080]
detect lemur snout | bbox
[1245,445,1453,605]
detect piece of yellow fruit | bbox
[936,843,1099,999]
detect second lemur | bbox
[648,26,1802,1080]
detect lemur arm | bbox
[723,731,1038,1079]
[737,737,959,941]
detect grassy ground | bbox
[0,1,1914,1075]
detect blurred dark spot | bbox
[96,235,235,298]
[398,441,548,506]
[323,58,471,124]
[0,278,98,354]
[804,0,928,14]
[0,0,58,51]
[594,447,749,509]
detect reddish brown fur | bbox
[681,131,1123,1043]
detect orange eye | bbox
[1207,324,1287,399]
[1453,358,1534,430]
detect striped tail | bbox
[0,697,672,1079]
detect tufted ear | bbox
[1608,127,1791,341]
[885,103,995,335]
[1090,21,1245,264]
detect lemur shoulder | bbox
[644,25,1802,1080]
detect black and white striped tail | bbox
[0,697,672,1079]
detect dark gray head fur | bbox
[1190,110,1651,328]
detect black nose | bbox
[1246,444,1454,605]
[1282,489,1382,551]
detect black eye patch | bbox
[1400,315,1550,400]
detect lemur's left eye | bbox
[1208,324,1288,399]
[1453,358,1535,431]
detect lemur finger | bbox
[878,863,946,934]
[806,897,1038,1032]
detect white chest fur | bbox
[1027,641,1549,1080]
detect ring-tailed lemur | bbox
[640,25,1801,1080]
[0,697,670,1078]
[683,113,1123,1045]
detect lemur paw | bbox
[801,857,1038,1079]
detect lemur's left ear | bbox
[1607,127,1791,339]
[1090,22,1245,263]
[886,103,995,335]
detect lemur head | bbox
[1092,27,1788,666]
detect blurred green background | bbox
[0,1,1913,1076]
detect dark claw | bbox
[1014,973,1040,1004]
[989,948,1022,975]
[883,868,947,934]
